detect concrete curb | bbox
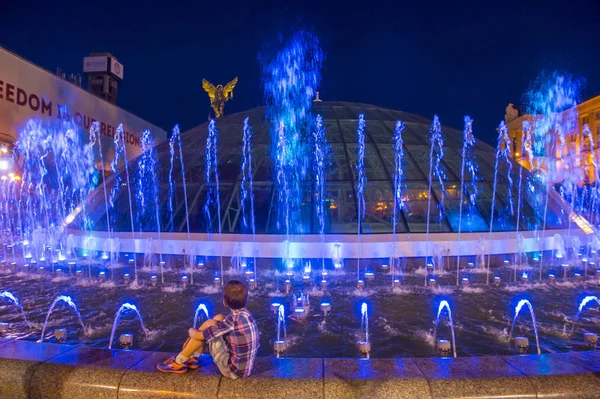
[0,339,599,398]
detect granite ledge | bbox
[0,342,597,399]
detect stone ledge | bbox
[0,341,598,399]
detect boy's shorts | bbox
[209,337,239,379]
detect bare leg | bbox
[180,315,225,358]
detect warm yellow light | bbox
[375,201,388,211]
[12,175,20,181]
[570,212,594,234]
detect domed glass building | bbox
[90,101,564,236]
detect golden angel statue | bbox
[202,77,238,118]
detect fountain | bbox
[137,129,163,273]
[110,124,137,282]
[193,303,210,329]
[0,291,28,325]
[204,119,224,283]
[424,116,445,286]
[509,299,541,355]
[108,303,149,349]
[356,115,367,282]
[357,302,370,358]
[39,295,85,342]
[433,300,457,358]
[274,304,287,358]
[241,117,257,281]
[313,114,329,275]
[456,116,478,285]
[487,121,514,284]
[391,121,405,285]
[571,295,600,337]
[168,125,191,277]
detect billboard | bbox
[110,58,124,80]
[83,56,109,73]
[0,47,166,165]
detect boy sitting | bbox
[157,280,260,379]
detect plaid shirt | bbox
[203,308,259,377]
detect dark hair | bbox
[223,280,248,310]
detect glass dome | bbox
[88,101,564,235]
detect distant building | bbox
[504,96,600,186]
[83,52,123,104]
[0,46,166,170]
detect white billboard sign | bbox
[110,58,124,80]
[83,56,108,73]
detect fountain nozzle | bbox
[437,339,451,357]
[356,280,364,290]
[119,333,133,350]
[284,280,292,294]
[124,273,131,283]
[365,272,375,281]
[0,322,9,335]
[493,276,501,286]
[54,328,67,344]
[320,302,331,317]
[249,278,256,291]
[274,340,286,358]
[514,336,529,354]
[584,332,598,349]
[151,275,158,287]
[357,340,371,358]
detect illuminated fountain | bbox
[509,299,541,355]
[108,303,149,349]
[39,295,85,343]
[434,300,457,358]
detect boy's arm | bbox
[189,316,235,342]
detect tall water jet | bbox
[109,124,137,281]
[525,72,583,274]
[355,115,367,282]
[261,31,324,265]
[241,117,257,280]
[136,129,163,280]
[509,299,541,355]
[168,125,191,253]
[514,120,534,272]
[424,116,445,286]
[274,304,287,358]
[204,119,224,283]
[456,116,478,285]
[486,121,513,284]
[433,300,457,358]
[39,295,85,342]
[89,122,113,276]
[357,302,370,358]
[313,114,329,274]
[193,303,210,329]
[108,303,149,349]
[391,121,405,285]
[0,291,28,325]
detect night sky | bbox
[2,0,600,145]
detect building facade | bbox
[0,46,166,169]
[505,95,600,186]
